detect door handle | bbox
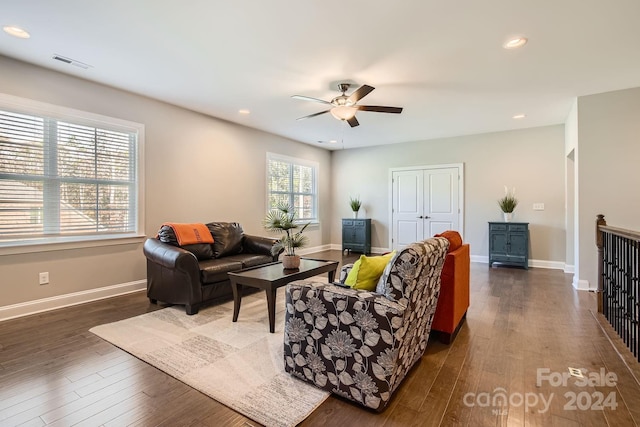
[425,216,431,219]
[417,216,432,219]
[417,216,423,219]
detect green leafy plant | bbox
[349,196,362,212]
[498,186,518,213]
[263,202,310,256]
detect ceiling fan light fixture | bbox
[332,95,353,107]
[330,106,357,121]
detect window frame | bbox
[0,93,145,255]
[266,152,319,223]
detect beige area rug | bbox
[90,291,330,427]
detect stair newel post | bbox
[596,214,606,313]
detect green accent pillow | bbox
[344,259,362,287]
[345,251,396,291]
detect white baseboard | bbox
[572,277,591,291]
[471,255,568,271]
[0,280,147,322]
[529,259,566,270]
[297,244,333,255]
[470,255,490,264]
[564,264,575,274]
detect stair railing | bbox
[596,214,640,361]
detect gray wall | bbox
[576,87,640,288]
[5,52,638,310]
[0,55,331,307]
[331,125,567,263]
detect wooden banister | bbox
[596,214,606,312]
[599,225,640,242]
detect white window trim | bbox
[266,152,319,224]
[0,93,145,255]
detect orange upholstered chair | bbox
[431,231,470,343]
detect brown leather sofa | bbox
[431,231,470,343]
[143,222,279,315]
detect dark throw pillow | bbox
[157,224,179,246]
[207,222,244,258]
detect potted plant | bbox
[263,203,310,269]
[349,196,362,218]
[498,186,518,222]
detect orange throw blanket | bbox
[162,223,214,245]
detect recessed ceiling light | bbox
[329,140,338,144]
[512,114,526,119]
[3,25,30,39]
[504,37,527,49]
[238,109,250,114]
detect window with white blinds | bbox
[0,94,143,247]
[267,153,318,222]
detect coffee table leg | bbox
[266,287,277,333]
[231,280,242,322]
[328,268,336,283]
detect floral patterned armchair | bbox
[283,237,449,411]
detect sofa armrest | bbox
[432,243,470,336]
[243,234,280,260]
[143,238,199,272]
[287,280,404,312]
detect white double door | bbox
[391,164,463,250]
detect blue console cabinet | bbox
[342,218,371,254]
[488,222,529,269]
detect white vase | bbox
[353,210,359,219]
[503,212,513,222]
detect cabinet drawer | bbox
[343,219,354,226]
[354,220,366,226]
[508,224,528,232]
[490,223,507,231]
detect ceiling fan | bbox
[292,83,403,127]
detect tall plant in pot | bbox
[498,186,518,222]
[263,203,310,269]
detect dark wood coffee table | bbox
[228,258,339,333]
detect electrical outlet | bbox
[533,203,545,211]
[39,272,49,285]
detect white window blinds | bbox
[0,105,139,243]
[267,153,317,222]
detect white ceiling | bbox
[2,1,640,150]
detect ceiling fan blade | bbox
[291,95,332,105]
[348,85,375,104]
[357,105,403,114]
[296,110,331,120]
[347,116,360,127]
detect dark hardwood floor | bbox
[1,250,639,426]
